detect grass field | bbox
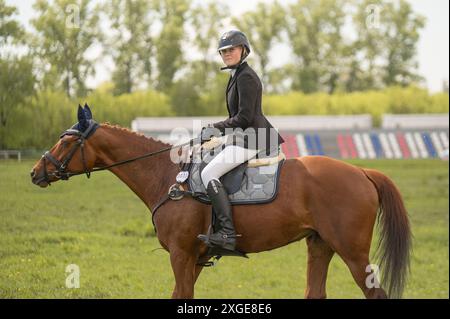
[0,159,448,299]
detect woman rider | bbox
[197,30,284,254]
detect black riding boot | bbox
[197,179,238,251]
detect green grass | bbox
[0,159,448,298]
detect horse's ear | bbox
[77,104,85,121]
[77,104,88,130]
[84,103,93,120]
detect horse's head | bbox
[30,104,100,187]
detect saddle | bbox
[182,137,286,205]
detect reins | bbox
[63,142,187,178]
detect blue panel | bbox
[314,134,325,155]
[422,133,437,158]
[304,134,316,155]
[370,133,383,158]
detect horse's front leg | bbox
[169,248,198,299]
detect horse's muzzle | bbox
[30,169,51,188]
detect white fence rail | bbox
[382,114,449,129]
[0,150,22,161]
[132,114,373,133]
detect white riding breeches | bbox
[200,145,259,188]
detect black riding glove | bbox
[201,125,220,143]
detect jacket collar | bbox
[227,62,248,93]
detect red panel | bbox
[289,135,300,158]
[281,134,299,158]
[337,134,349,158]
[281,142,290,158]
[345,134,358,158]
[280,134,291,158]
[396,132,410,159]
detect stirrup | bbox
[206,246,249,259]
[197,233,241,246]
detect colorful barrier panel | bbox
[279,131,449,159]
[154,130,449,160]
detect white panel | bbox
[388,133,402,159]
[353,133,367,159]
[379,133,393,159]
[362,133,376,159]
[296,134,309,156]
[439,131,449,149]
[430,132,444,157]
[414,132,428,158]
[405,133,419,159]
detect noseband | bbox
[41,120,99,185]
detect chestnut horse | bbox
[30,106,411,299]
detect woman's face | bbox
[220,46,243,67]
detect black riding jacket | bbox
[213,62,284,154]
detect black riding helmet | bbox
[218,30,251,70]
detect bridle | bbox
[38,120,199,185]
[40,120,99,185]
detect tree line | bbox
[1,0,447,150]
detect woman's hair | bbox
[242,46,249,60]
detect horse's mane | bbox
[101,122,172,148]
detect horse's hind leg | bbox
[304,233,335,299]
[331,227,387,298]
[342,253,388,299]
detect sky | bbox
[4,0,450,93]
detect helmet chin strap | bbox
[220,64,239,71]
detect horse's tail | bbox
[363,168,412,298]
